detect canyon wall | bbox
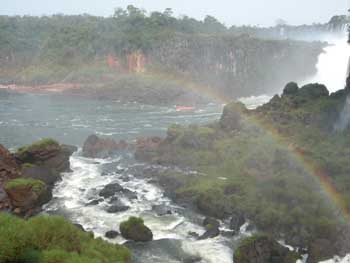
[147,34,323,97]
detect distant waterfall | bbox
[304,36,350,93]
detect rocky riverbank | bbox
[0,139,76,217]
[132,82,350,262]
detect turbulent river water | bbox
[0,94,257,263]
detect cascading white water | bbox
[304,36,350,92]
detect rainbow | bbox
[144,70,350,222]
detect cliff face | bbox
[147,34,323,98]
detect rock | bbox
[184,256,202,263]
[198,217,220,239]
[86,199,103,206]
[307,239,336,263]
[219,102,246,131]
[22,166,60,188]
[82,135,127,158]
[4,178,48,212]
[74,224,86,232]
[134,137,162,161]
[99,183,124,198]
[0,144,21,184]
[152,205,172,216]
[105,230,119,239]
[188,231,200,239]
[107,205,130,213]
[15,139,74,173]
[122,189,138,200]
[120,216,153,242]
[230,213,245,232]
[233,234,299,263]
[299,83,329,99]
[283,82,299,96]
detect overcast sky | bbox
[1,0,348,26]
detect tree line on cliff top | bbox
[0,5,347,67]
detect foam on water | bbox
[45,154,238,263]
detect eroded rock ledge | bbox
[0,139,76,217]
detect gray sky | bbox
[1,0,348,26]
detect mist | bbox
[1,2,350,263]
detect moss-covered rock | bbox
[234,234,299,263]
[220,102,246,131]
[4,178,47,211]
[15,138,76,173]
[120,217,153,242]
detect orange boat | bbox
[176,106,195,112]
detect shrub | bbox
[0,213,131,263]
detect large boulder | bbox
[99,183,124,198]
[82,135,127,158]
[0,144,21,184]
[219,102,246,131]
[15,139,76,173]
[4,178,48,213]
[282,82,299,96]
[120,217,153,242]
[198,217,220,239]
[233,234,299,263]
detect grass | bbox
[17,139,59,153]
[0,213,131,263]
[4,178,46,194]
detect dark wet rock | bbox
[184,256,202,263]
[230,213,245,232]
[74,224,86,232]
[188,231,200,239]
[234,234,299,263]
[99,183,123,198]
[105,230,119,239]
[86,198,103,206]
[120,217,153,242]
[152,204,172,216]
[122,189,138,200]
[82,135,128,158]
[221,230,235,237]
[198,217,220,239]
[107,204,130,213]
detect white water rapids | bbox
[45,152,252,263]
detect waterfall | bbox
[304,36,350,93]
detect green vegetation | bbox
[22,163,37,169]
[0,213,131,263]
[17,139,59,153]
[141,83,350,247]
[4,178,46,194]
